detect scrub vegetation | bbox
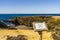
[13,16,60,30]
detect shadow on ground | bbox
[7,35,27,40]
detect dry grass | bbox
[0,29,39,40]
[0,28,54,40]
[42,31,54,40]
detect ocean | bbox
[0,14,60,20]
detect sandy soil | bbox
[0,29,39,40]
[0,29,54,40]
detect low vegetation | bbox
[7,35,27,40]
[13,16,60,31]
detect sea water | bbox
[0,14,60,20]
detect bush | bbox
[13,16,52,27]
[7,35,27,40]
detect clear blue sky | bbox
[0,0,60,13]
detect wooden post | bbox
[38,31,42,40]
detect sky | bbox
[0,0,60,14]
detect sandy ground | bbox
[42,31,54,40]
[0,29,54,40]
[0,29,39,40]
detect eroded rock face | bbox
[7,35,27,40]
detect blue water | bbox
[0,14,60,20]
